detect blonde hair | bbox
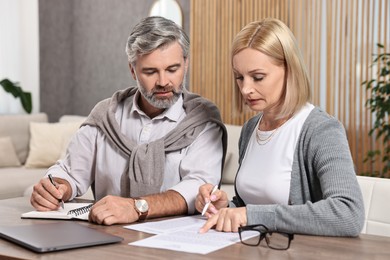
[231,18,311,118]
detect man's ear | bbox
[129,63,137,80]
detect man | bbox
[30,16,227,225]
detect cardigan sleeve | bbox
[243,109,365,236]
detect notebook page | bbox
[21,203,92,220]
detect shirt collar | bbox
[130,90,184,122]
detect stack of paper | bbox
[124,216,253,255]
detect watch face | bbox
[135,199,149,213]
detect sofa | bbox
[1,113,389,237]
[0,113,86,199]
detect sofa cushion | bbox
[59,115,87,123]
[0,113,48,164]
[24,121,82,168]
[58,115,87,158]
[0,136,21,167]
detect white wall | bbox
[0,0,39,114]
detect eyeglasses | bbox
[238,224,294,250]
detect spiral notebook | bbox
[21,203,93,221]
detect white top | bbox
[46,92,223,214]
[236,103,314,205]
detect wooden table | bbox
[1,197,390,260]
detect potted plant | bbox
[0,78,32,114]
[362,43,390,178]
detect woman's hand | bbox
[199,207,247,233]
[195,183,229,218]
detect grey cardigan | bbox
[83,86,227,198]
[231,107,365,236]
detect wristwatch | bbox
[133,198,149,222]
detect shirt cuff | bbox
[45,162,78,200]
[170,179,204,214]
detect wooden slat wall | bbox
[190,0,390,177]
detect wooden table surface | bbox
[1,196,390,260]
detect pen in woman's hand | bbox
[201,185,218,216]
[48,174,64,209]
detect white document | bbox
[124,215,205,234]
[125,216,253,255]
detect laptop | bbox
[0,222,123,253]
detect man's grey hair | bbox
[125,16,190,65]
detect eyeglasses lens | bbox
[266,233,290,250]
[240,230,262,246]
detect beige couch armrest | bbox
[357,175,390,237]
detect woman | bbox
[197,18,364,236]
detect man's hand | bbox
[89,195,139,225]
[30,177,71,211]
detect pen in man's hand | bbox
[201,185,218,216]
[48,174,64,209]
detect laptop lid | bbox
[0,222,123,253]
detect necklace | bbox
[256,127,281,145]
[255,117,283,145]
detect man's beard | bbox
[137,75,186,109]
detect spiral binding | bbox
[67,204,93,217]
